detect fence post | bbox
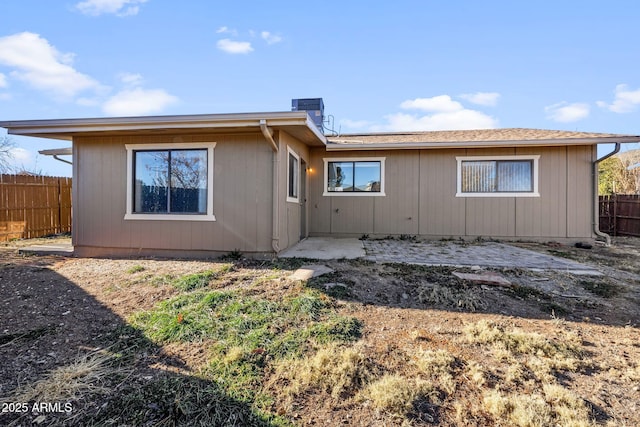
[613,193,617,237]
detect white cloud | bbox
[368,95,498,131]
[460,92,500,106]
[545,102,590,123]
[118,72,144,86]
[340,119,374,130]
[10,147,32,163]
[0,32,101,98]
[216,38,253,54]
[0,73,6,88]
[76,97,101,106]
[261,31,282,45]
[75,0,148,16]
[597,84,640,113]
[400,95,463,113]
[373,110,498,132]
[102,87,178,116]
[216,26,238,36]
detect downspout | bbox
[53,155,73,165]
[593,142,620,246]
[260,120,280,253]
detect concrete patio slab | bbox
[19,242,74,256]
[279,237,365,260]
[363,240,601,275]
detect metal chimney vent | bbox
[291,98,324,132]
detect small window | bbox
[287,148,300,203]
[323,158,385,196]
[125,143,216,221]
[456,155,539,197]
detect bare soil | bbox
[1,235,639,426]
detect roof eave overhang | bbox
[0,111,328,146]
[326,136,640,151]
[39,147,73,156]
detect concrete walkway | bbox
[279,237,601,275]
[18,242,74,256]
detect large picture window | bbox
[323,158,385,196]
[134,149,207,213]
[456,155,539,197]
[125,143,216,221]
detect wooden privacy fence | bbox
[0,174,72,241]
[599,194,640,237]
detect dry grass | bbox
[482,385,594,427]
[416,282,487,311]
[465,360,486,387]
[413,349,457,394]
[463,319,584,381]
[360,374,436,416]
[11,351,116,402]
[271,344,372,400]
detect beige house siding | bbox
[308,145,594,240]
[73,133,286,257]
[277,131,310,250]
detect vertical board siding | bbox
[419,150,466,236]
[0,174,72,241]
[279,132,310,249]
[373,151,419,235]
[566,145,594,238]
[308,148,331,233]
[74,133,274,254]
[309,145,595,240]
[515,147,567,237]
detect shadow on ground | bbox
[0,255,275,426]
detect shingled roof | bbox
[324,128,640,150]
[327,128,632,144]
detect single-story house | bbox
[2,99,640,257]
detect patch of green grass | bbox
[150,273,175,286]
[126,265,145,274]
[131,289,361,355]
[130,285,362,424]
[172,264,234,291]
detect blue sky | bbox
[1,0,639,177]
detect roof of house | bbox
[0,111,328,146]
[325,128,640,150]
[2,111,639,151]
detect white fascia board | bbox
[38,147,73,155]
[325,137,640,151]
[304,115,328,144]
[0,111,315,138]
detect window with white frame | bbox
[125,143,216,220]
[287,147,299,203]
[456,155,539,197]
[323,158,386,196]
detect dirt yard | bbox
[0,236,639,426]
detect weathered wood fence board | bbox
[599,194,640,237]
[0,174,72,241]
